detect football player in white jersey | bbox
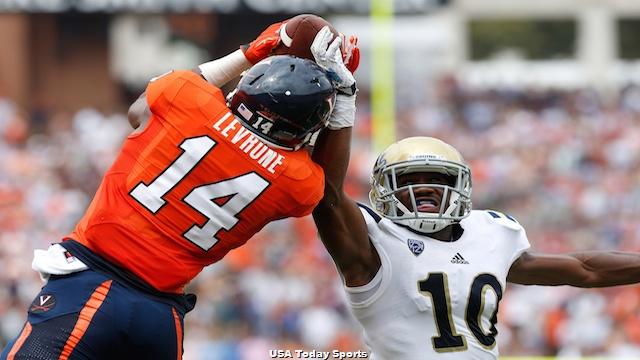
[313,132,640,359]
[309,39,640,358]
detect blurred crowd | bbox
[2,77,640,359]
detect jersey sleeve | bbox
[485,211,531,267]
[509,224,531,267]
[145,70,226,117]
[341,204,391,308]
[285,162,325,217]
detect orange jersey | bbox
[68,70,324,293]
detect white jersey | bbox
[346,205,530,360]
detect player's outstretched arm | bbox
[507,250,640,287]
[312,129,379,287]
[311,28,380,287]
[129,20,286,130]
[197,20,285,87]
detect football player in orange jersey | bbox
[1,20,357,360]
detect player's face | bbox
[395,172,456,214]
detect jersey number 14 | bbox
[129,135,269,251]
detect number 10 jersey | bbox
[348,206,530,359]
[67,71,324,293]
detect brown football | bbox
[271,14,339,61]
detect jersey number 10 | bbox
[419,272,503,352]
[129,135,269,251]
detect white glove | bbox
[311,26,357,96]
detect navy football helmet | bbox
[228,55,336,151]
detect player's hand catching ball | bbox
[311,26,357,96]
[341,33,360,74]
[241,21,285,64]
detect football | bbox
[271,14,339,61]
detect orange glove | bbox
[241,22,285,64]
[341,33,360,74]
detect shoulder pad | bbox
[485,210,523,231]
[357,202,382,223]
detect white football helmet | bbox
[369,137,472,233]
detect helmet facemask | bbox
[370,158,472,234]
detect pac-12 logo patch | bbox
[29,294,57,314]
[407,239,424,256]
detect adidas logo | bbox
[451,253,469,264]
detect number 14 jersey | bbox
[68,71,324,293]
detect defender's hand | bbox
[311,26,357,96]
[241,21,285,64]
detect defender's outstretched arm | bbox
[310,27,379,287]
[508,250,640,287]
[312,129,379,287]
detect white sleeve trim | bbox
[198,49,252,88]
[345,266,382,293]
[508,235,531,269]
[506,222,532,268]
[344,236,392,309]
